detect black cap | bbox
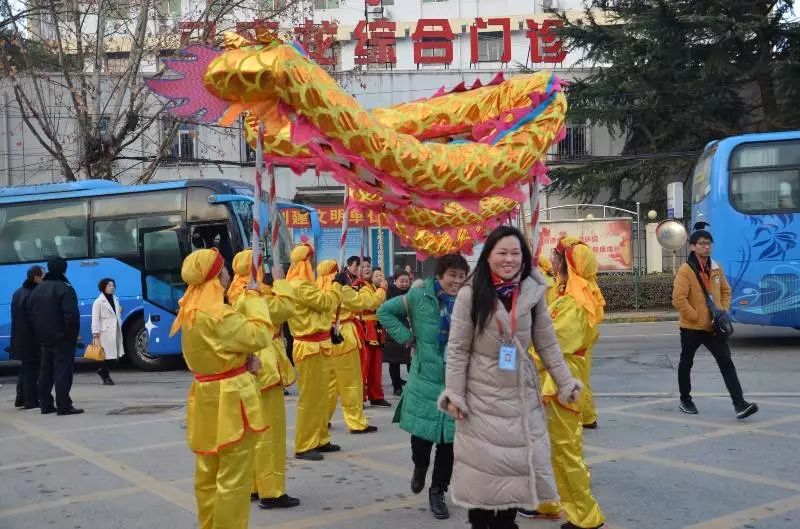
[47,257,67,275]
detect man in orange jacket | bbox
[672,226,758,420]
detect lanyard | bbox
[698,260,711,290]
[494,287,519,341]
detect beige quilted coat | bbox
[438,272,577,510]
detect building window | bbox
[549,124,591,161]
[314,0,339,9]
[264,0,287,9]
[477,31,503,62]
[98,116,110,139]
[162,119,197,162]
[105,52,129,73]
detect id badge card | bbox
[498,343,517,371]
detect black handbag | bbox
[690,264,734,338]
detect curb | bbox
[604,314,679,324]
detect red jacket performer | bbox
[355,259,391,407]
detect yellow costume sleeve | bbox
[274,280,342,313]
[342,285,386,312]
[217,292,273,353]
[263,282,295,327]
[541,295,588,413]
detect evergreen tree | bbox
[548,0,800,209]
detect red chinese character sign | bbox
[527,19,567,64]
[294,20,339,67]
[354,19,397,65]
[412,19,454,65]
[470,18,511,65]
[539,219,633,271]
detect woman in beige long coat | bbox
[439,226,582,529]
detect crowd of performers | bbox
[172,224,608,529]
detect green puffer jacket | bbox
[377,278,455,444]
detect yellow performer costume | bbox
[228,250,299,509]
[170,248,271,529]
[537,237,605,529]
[272,243,342,458]
[316,260,385,433]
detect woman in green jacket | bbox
[377,254,469,522]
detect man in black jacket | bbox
[27,258,83,415]
[11,265,44,409]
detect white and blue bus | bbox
[0,179,320,370]
[691,130,800,328]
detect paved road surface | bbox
[1,322,800,529]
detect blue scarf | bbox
[434,280,456,345]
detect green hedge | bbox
[597,273,675,311]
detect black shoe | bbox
[393,388,403,396]
[102,377,115,386]
[57,407,84,416]
[41,406,56,415]
[350,425,378,434]
[411,466,427,494]
[251,492,259,501]
[317,442,341,453]
[561,522,604,529]
[428,486,449,519]
[583,421,598,430]
[736,402,759,420]
[23,403,40,410]
[259,494,301,509]
[370,399,392,407]
[679,399,698,415]
[295,450,323,461]
[14,399,24,408]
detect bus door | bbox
[140,224,189,315]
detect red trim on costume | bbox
[204,251,225,281]
[574,348,587,358]
[193,364,248,382]
[294,331,330,342]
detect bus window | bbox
[142,226,186,313]
[730,140,800,212]
[692,146,716,204]
[0,200,89,264]
[94,218,138,256]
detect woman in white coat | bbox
[91,278,124,385]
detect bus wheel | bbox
[124,315,172,372]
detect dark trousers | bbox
[410,435,453,489]
[678,328,745,407]
[39,342,75,411]
[97,360,113,379]
[388,363,410,390]
[15,358,40,408]
[468,508,518,529]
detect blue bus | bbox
[0,179,321,370]
[691,130,800,327]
